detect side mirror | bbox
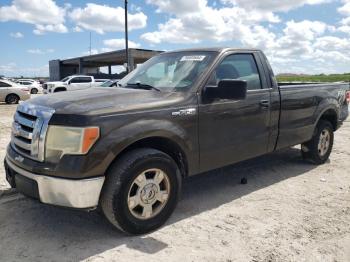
[204,79,247,101]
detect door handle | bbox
[260,100,270,108]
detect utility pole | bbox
[89,32,92,56]
[124,0,130,73]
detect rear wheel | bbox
[301,120,334,164]
[5,94,19,104]
[31,88,38,94]
[100,148,182,235]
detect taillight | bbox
[346,91,350,103]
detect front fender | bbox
[99,118,198,175]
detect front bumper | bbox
[4,157,105,209]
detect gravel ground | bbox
[0,102,349,262]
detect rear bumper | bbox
[4,157,105,209]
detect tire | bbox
[31,88,38,94]
[301,120,334,164]
[5,94,20,104]
[100,148,182,235]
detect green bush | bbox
[277,74,350,83]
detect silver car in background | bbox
[16,79,43,94]
[0,80,30,104]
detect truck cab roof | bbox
[164,47,262,54]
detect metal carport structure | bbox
[49,48,162,81]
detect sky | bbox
[0,0,350,77]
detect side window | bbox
[70,77,92,83]
[70,77,80,83]
[212,54,262,91]
[80,77,92,83]
[0,81,11,87]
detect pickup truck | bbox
[44,75,105,93]
[4,48,349,234]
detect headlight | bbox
[45,126,99,160]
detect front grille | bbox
[43,83,47,90]
[11,103,55,162]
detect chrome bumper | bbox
[6,158,105,209]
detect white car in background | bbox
[0,80,30,104]
[45,75,106,93]
[16,79,43,94]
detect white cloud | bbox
[0,0,68,34]
[33,24,68,35]
[82,39,141,55]
[338,1,350,34]
[27,49,55,55]
[0,63,49,77]
[10,32,23,38]
[142,0,350,74]
[73,26,83,32]
[141,5,279,44]
[69,3,147,34]
[222,0,331,12]
[282,20,327,41]
[103,39,141,49]
[338,0,350,16]
[0,63,17,73]
[146,0,207,14]
[263,21,350,74]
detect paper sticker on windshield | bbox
[180,55,206,62]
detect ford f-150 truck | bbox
[44,75,104,93]
[4,48,349,234]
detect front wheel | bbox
[301,120,334,164]
[31,88,38,94]
[100,148,182,235]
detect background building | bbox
[49,48,162,81]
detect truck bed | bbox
[276,82,349,150]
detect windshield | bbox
[100,80,114,87]
[118,52,217,92]
[61,76,70,82]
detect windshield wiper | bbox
[127,82,161,92]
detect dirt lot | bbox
[0,102,350,262]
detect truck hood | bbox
[26,87,185,115]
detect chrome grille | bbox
[11,103,55,162]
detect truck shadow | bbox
[0,147,320,261]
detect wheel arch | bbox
[107,136,189,179]
[315,107,338,131]
[54,87,67,92]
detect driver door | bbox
[69,77,92,90]
[198,53,272,172]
